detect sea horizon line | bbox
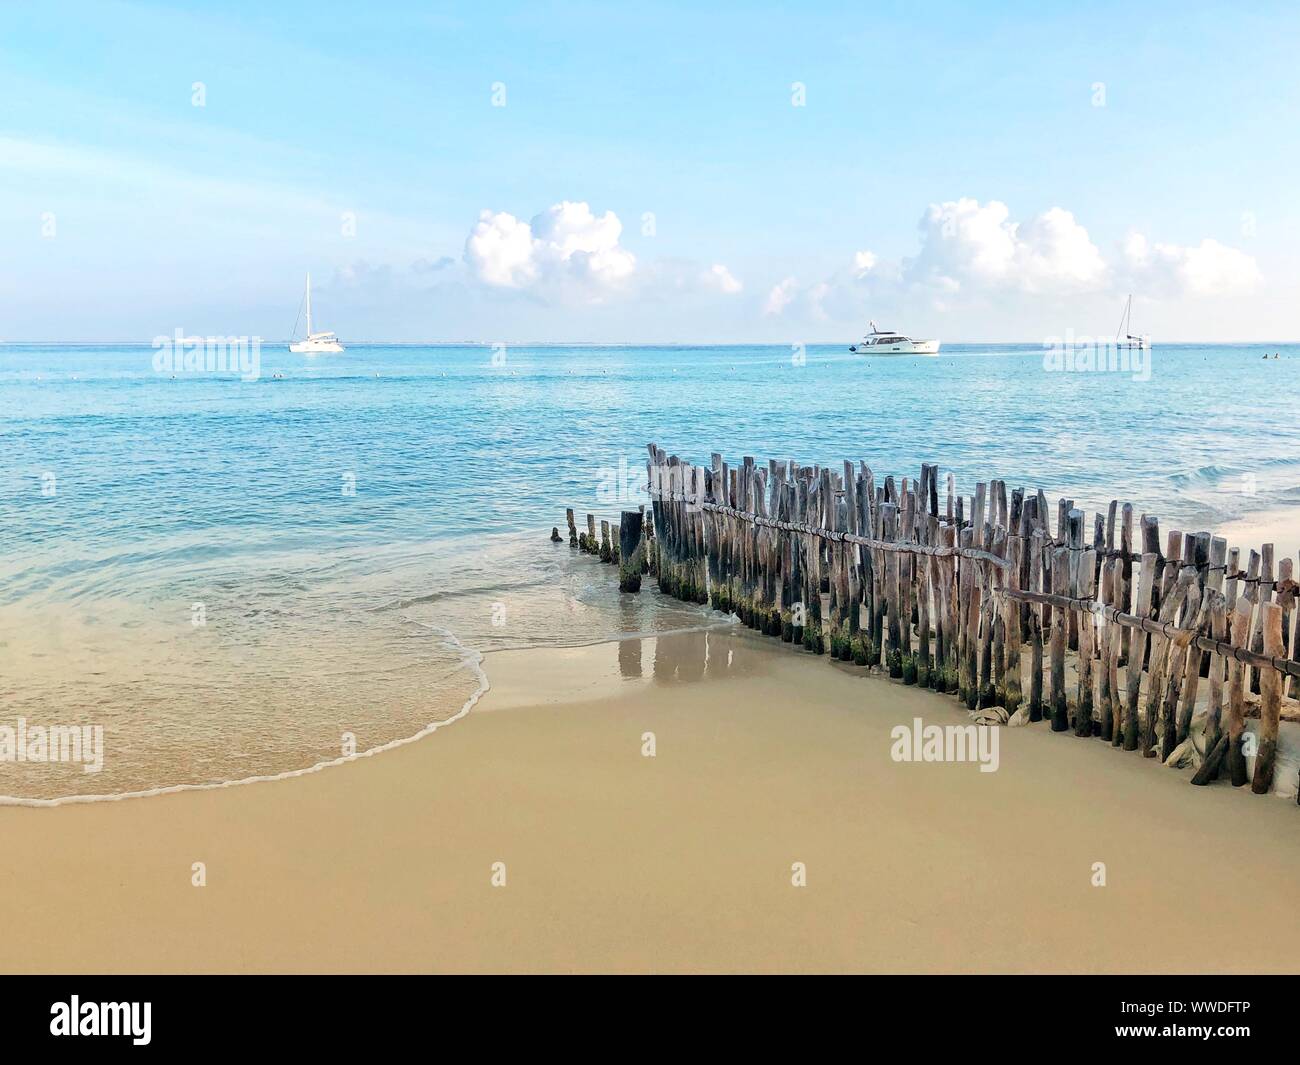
[2,339,1297,348]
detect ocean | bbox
[3,340,1299,801]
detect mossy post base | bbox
[618,510,644,593]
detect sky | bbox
[1,0,1297,343]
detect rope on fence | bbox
[655,493,1013,568]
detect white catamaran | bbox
[289,273,345,355]
[849,321,940,356]
[1115,294,1150,350]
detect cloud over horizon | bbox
[461,200,748,311]
[764,198,1261,325]
[464,201,636,299]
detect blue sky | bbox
[1,0,1296,342]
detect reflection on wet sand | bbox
[651,630,706,683]
[616,596,643,677]
[609,627,786,685]
[618,637,642,678]
[481,626,789,711]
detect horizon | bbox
[3,338,1298,348]
[3,1,1297,344]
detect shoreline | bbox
[6,629,1300,974]
[0,617,743,808]
[0,627,491,809]
[1216,504,1300,562]
[7,492,1300,810]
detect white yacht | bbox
[850,321,940,356]
[289,273,345,355]
[1115,294,1150,350]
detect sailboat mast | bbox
[305,272,313,337]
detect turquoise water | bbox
[3,341,1299,799]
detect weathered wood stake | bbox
[618,510,644,592]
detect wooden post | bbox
[1251,601,1284,795]
[1190,591,1230,786]
[1074,547,1097,736]
[566,508,578,548]
[1173,537,1223,749]
[1142,564,1194,759]
[963,532,981,705]
[791,478,807,645]
[618,511,644,592]
[843,461,862,657]
[916,534,933,687]
[1159,565,1201,759]
[1104,558,1123,744]
[940,524,957,690]
[1036,489,1050,634]
[1016,494,1034,640]
[898,481,915,676]
[643,501,657,576]
[1065,509,1084,665]
[1277,555,1294,677]
[1028,528,1045,721]
[1002,519,1023,716]
[1119,503,1134,665]
[1242,548,1261,692]
[980,532,1003,707]
[964,486,986,710]
[1122,552,1157,751]
[1049,544,1069,731]
[1252,545,1273,690]
[883,503,901,675]
[1288,552,1300,700]
[1226,597,1252,787]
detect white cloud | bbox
[907,199,1106,294]
[464,201,636,300]
[767,198,1262,327]
[763,276,799,316]
[701,263,743,294]
[465,210,537,288]
[1122,233,1261,297]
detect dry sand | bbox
[4,627,1299,974]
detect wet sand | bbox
[4,627,1300,974]
[1218,505,1300,562]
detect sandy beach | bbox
[5,626,1300,975]
[1217,506,1300,563]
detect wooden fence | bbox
[563,442,1300,800]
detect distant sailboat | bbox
[1116,295,1150,350]
[289,273,344,355]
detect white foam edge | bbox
[0,625,489,808]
